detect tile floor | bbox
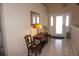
[40,38,78,56]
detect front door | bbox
[55,16,64,37]
[49,13,70,38]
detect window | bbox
[37,16,39,24]
[31,11,40,25]
[66,16,69,26]
[51,16,53,26]
[32,16,35,24]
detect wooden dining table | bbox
[33,33,45,44]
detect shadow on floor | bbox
[51,36,64,39]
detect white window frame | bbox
[51,16,54,26]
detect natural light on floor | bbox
[55,39,62,50]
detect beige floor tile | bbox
[40,38,78,56]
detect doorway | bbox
[55,16,63,37]
[49,13,70,38]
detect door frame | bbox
[49,13,71,38]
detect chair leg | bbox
[35,50,37,56]
[28,49,30,56]
[38,49,41,55]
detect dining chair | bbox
[24,35,42,56]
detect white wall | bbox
[71,25,79,54]
[2,3,48,56]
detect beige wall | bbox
[2,3,48,55]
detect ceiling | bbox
[42,3,77,8]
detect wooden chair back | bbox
[24,35,33,47]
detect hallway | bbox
[40,38,78,56]
[1,3,79,56]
